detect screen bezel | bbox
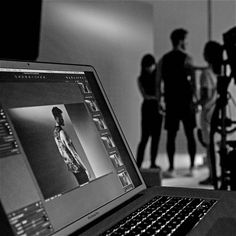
[0,59,147,235]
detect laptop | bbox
[0,60,234,236]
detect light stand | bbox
[209,26,236,190]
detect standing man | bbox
[52,106,90,185]
[156,28,197,177]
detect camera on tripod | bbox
[210,26,236,190]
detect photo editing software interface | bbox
[0,67,142,235]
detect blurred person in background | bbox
[156,28,197,177]
[198,41,223,185]
[136,54,163,169]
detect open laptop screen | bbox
[0,61,144,235]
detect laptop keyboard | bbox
[101,195,217,236]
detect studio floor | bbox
[141,153,215,190]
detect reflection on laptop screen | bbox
[0,62,143,235]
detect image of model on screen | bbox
[52,106,90,185]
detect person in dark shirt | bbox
[136,54,163,169]
[156,28,197,177]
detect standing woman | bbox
[136,54,163,169]
[199,41,223,185]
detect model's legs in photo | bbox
[74,169,89,185]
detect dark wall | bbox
[0,1,42,60]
